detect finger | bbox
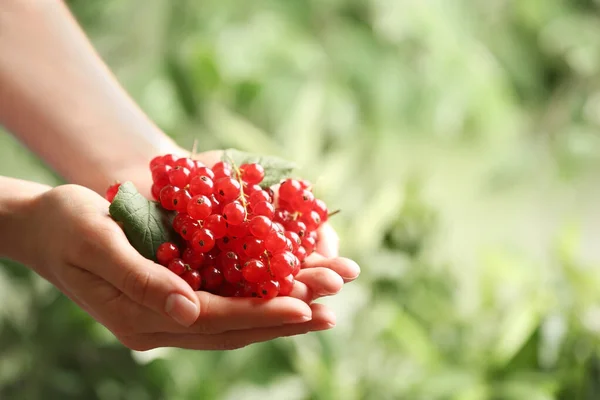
[288,280,314,303]
[127,303,335,351]
[79,221,201,327]
[294,268,344,299]
[303,253,361,283]
[120,292,313,334]
[316,223,339,258]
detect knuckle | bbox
[122,268,152,305]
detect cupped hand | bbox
[22,184,336,350]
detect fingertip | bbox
[165,293,200,327]
[309,303,337,329]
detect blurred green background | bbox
[4,0,600,399]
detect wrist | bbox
[0,177,51,264]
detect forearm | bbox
[0,176,51,264]
[0,0,180,194]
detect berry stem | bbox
[224,152,249,216]
[190,139,198,159]
[328,209,341,218]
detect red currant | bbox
[242,237,264,259]
[242,282,260,298]
[172,189,192,213]
[278,274,294,296]
[270,251,298,279]
[227,221,249,239]
[301,236,316,254]
[187,195,212,220]
[172,213,193,233]
[284,231,301,252]
[214,177,241,203]
[175,157,195,171]
[300,210,321,231]
[212,161,232,179]
[167,258,187,276]
[191,228,215,253]
[182,247,205,270]
[151,183,162,201]
[295,246,307,263]
[181,270,202,290]
[240,163,265,185]
[180,220,200,241]
[291,189,315,212]
[149,155,165,170]
[313,199,328,223]
[152,164,172,187]
[242,259,269,283]
[249,190,272,207]
[244,183,262,196]
[159,185,179,210]
[194,166,215,180]
[285,220,307,238]
[252,201,275,219]
[105,183,121,203]
[223,201,246,225]
[161,154,179,167]
[204,214,227,239]
[222,261,243,284]
[279,179,302,202]
[249,216,273,239]
[265,231,287,253]
[156,242,179,266]
[258,280,280,299]
[189,175,214,197]
[200,266,224,292]
[169,166,191,188]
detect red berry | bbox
[313,199,328,223]
[300,210,322,231]
[194,166,215,180]
[156,242,179,266]
[249,190,272,207]
[252,201,275,219]
[273,222,285,233]
[291,189,315,212]
[242,237,265,259]
[161,154,179,167]
[175,157,195,171]
[223,201,246,225]
[227,221,249,238]
[217,236,234,252]
[270,251,298,279]
[295,246,307,263]
[189,175,214,197]
[265,231,287,253]
[169,166,191,188]
[159,185,179,210]
[105,183,121,202]
[218,283,239,297]
[181,270,202,290]
[242,259,269,283]
[301,236,316,254]
[240,163,265,185]
[172,189,192,213]
[193,160,205,170]
[172,213,194,233]
[284,231,301,252]
[249,216,273,239]
[149,155,165,170]
[279,179,302,202]
[299,179,312,190]
[180,220,200,241]
[242,283,260,298]
[167,258,187,276]
[191,228,215,253]
[244,183,263,196]
[285,220,307,238]
[152,164,172,187]
[222,260,243,284]
[151,183,163,201]
[212,161,232,179]
[204,214,227,239]
[182,247,205,270]
[217,250,239,269]
[278,274,294,296]
[258,280,280,299]
[187,195,213,220]
[200,266,224,292]
[214,177,241,203]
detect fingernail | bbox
[343,259,361,279]
[165,294,199,327]
[287,314,312,324]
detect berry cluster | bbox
[122,154,329,298]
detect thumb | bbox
[86,235,201,327]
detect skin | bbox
[0,0,360,351]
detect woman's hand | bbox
[14,184,336,350]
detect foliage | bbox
[3,0,600,398]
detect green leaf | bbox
[221,148,297,188]
[108,182,178,261]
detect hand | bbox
[19,184,335,350]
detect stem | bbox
[328,209,341,218]
[224,152,249,217]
